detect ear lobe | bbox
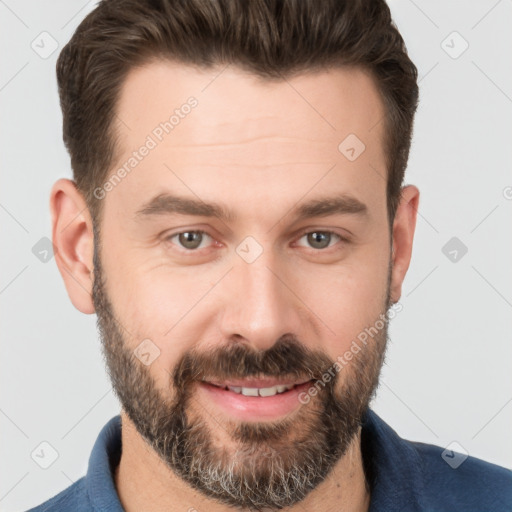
[50,178,96,314]
[389,185,420,303]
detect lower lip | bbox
[198,380,314,422]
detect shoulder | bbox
[25,477,92,511]
[412,440,512,511]
[363,410,512,511]
[26,415,123,512]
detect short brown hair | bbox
[57,0,418,224]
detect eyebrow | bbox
[135,192,368,223]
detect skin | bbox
[50,60,419,511]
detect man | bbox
[29,0,512,511]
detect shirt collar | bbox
[362,409,425,511]
[86,415,124,512]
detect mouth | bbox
[198,377,315,421]
[203,378,313,397]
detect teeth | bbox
[227,384,294,397]
[241,387,259,396]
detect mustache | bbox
[172,333,335,390]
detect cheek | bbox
[292,255,389,358]
[106,264,223,383]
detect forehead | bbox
[115,59,385,149]
[108,59,387,220]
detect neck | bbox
[114,412,370,512]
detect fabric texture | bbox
[27,410,512,511]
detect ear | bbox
[50,178,96,314]
[390,185,420,303]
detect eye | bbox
[296,231,343,250]
[167,230,213,250]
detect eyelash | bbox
[165,229,348,253]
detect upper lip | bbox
[203,377,313,388]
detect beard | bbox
[92,246,390,511]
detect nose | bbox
[217,250,302,352]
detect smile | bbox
[208,382,301,397]
[198,378,314,421]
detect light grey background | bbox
[1,1,511,510]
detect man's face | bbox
[93,61,392,509]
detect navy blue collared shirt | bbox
[27,410,512,511]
